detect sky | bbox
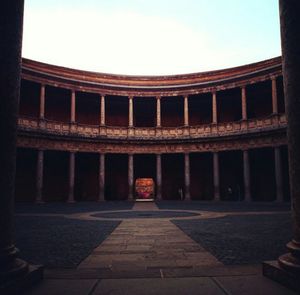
[22,0,281,75]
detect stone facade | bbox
[16,57,289,202]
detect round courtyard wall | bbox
[16,57,290,202]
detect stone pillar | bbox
[98,153,105,201]
[212,92,217,124]
[156,97,161,127]
[272,77,278,114]
[184,153,191,200]
[241,86,247,120]
[71,90,76,123]
[128,154,134,200]
[39,84,45,120]
[274,147,284,202]
[213,152,220,201]
[36,150,44,203]
[243,150,251,202]
[184,95,189,126]
[68,152,75,203]
[129,96,133,127]
[156,154,162,200]
[0,1,42,291]
[263,2,300,292]
[100,95,105,126]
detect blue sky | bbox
[22,0,281,75]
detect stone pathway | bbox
[79,202,221,271]
[24,202,296,295]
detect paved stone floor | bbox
[16,201,296,294]
[79,203,221,271]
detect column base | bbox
[1,261,43,295]
[263,260,300,293]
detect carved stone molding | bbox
[17,131,287,154]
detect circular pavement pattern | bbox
[91,210,200,219]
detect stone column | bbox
[71,90,76,123]
[274,147,284,202]
[100,95,105,126]
[128,154,134,200]
[39,84,45,120]
[156,154,162,200]
[243,150,251,202]
[68,152,75,203]
[156,97,161,127]
[212,92,217,124]
[0,1,42,291]
[36,150,44,203]
[241,86,247,120]
[213,152,220,201]
[263,2,300,291]
[129,96,133,127]
[184,153,191,200]
[272,77,278,114]
[98,153,105,201]
[184,95,189,126]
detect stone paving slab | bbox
[25,275,298,295]
[79,203,221,271]
[44,264,260,280]
[133,202,159,211]
[25,279,98,295]
[93,277,225,295]
[214,275,297,295]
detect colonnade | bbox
[32,147,285,203]
[32,77,281,127]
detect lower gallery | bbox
[16,56,290,203]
